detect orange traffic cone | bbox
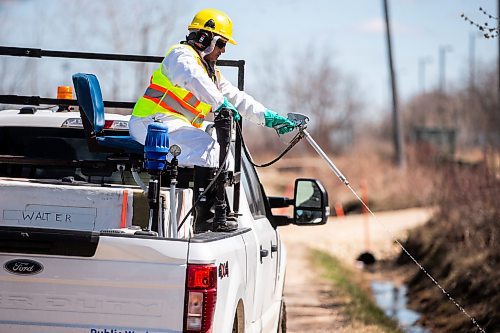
[334,201,344,218]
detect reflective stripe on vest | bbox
[132,44,212,128]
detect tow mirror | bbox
[293,178,329,225]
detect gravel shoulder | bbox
[280,207,433,332]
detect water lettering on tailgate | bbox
[2,204,96,229]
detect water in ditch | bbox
[371,280,431,333]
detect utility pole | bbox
[497,0,499,139]
[438,45,453,94]
[469,32,476,88]
[437,45,452,127]
[382,0,405,168]
[418,57,431,93]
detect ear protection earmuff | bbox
[186,19,217,51]
[196,30,213,50]
[186,30,213,51]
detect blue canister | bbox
[144,122,169,171]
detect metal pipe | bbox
[159,195,165,238]
[233,60,245,214]
[169,181,178,238]
[0,46,245,67]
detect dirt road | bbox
[280,207,433,332]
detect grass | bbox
[311,249,402,333]
[399,162,500,332]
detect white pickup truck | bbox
[0,48,329,333]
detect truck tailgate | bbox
[0,232,188,333]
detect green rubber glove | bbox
[264,109,296,134]
[216,97,241,121]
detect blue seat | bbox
[72,73,144,155]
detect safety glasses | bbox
[215,38,227,49]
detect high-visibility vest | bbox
[132,44,213,128]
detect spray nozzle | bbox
[287,113,309,130]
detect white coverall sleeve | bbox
[218,72,267,126]
[162,45,224,111]
[162,45,268,125]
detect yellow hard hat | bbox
[188,8,237,45]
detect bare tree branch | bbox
[461,7,499,39]
[284,47,362,152]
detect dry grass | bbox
[396,159,500,333]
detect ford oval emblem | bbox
[4,259,44,275]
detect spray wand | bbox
[283,113,349,186]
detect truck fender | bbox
[219,280,245,332]
[215,254,246,333]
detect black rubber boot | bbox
[212,169,238,232]
[213,109,238,232]
[193,166,216,233]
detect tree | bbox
[460,64,499,147]
[60,0,181,102]
[400,61,499,156]
[284,47,362,153]
[0,0,183,107]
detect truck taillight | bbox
[184,264,217,333]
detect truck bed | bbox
[0,176,193,332]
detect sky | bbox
[0,0,498,121]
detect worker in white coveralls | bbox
[130,8,295,231]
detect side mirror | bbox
[294,178,329,225]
